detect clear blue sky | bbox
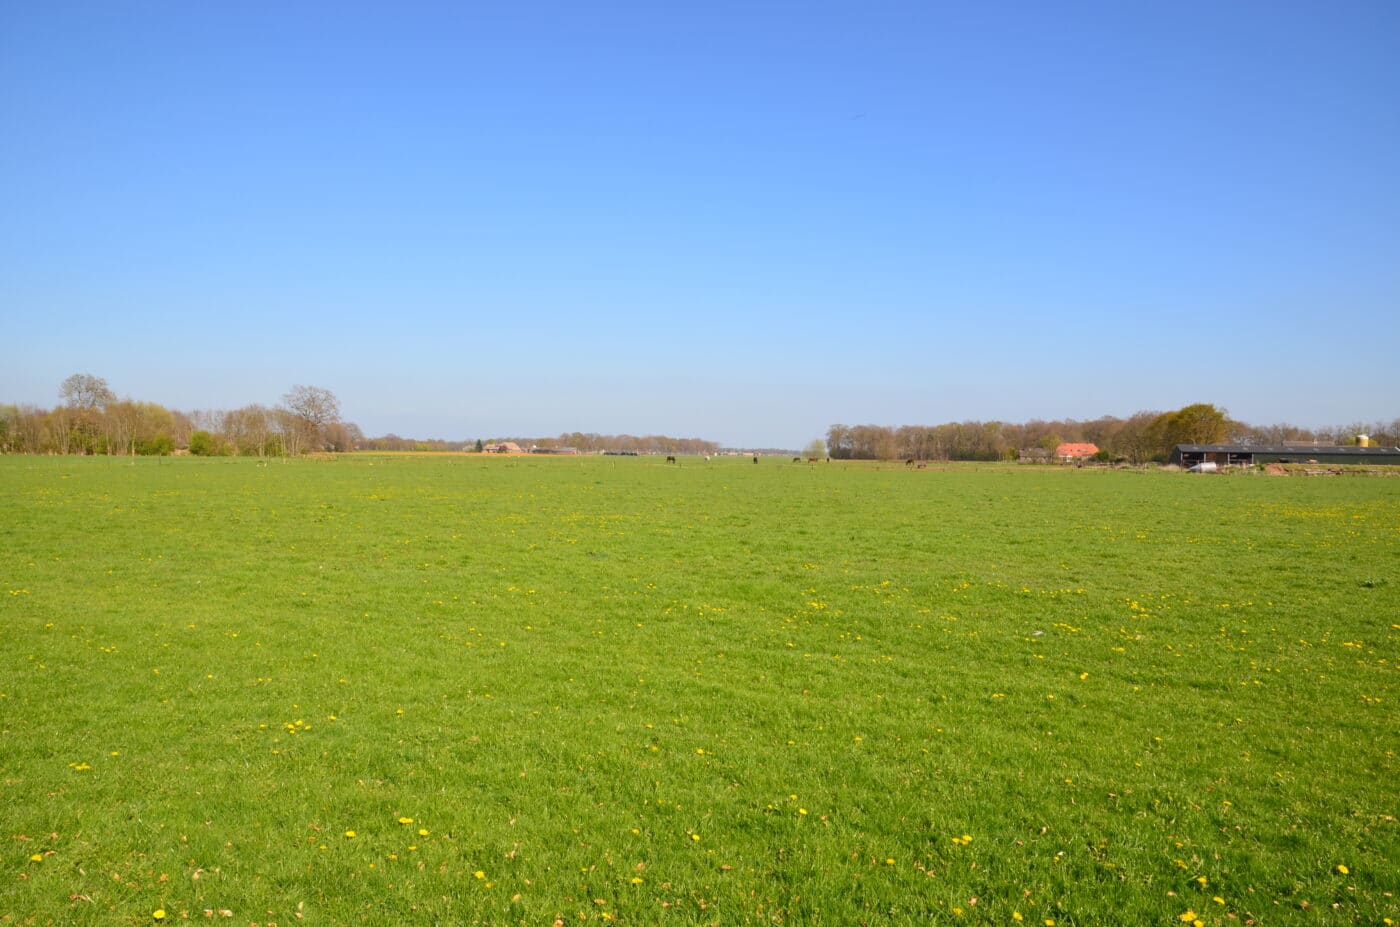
[3,1,1397,447]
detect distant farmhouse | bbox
[1170,443,1400,468]
[1054,442,1099,461]
[483,441,524,454]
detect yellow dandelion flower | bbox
[474,870,485,879]
[691,833,701,841]
[153,911,166,921]
[1013,913,1023,922]
[398,817,413,825]
[631,877,643,884]
[344,830,356,838]
[1212,896,1224,905]
[29,853,43,862]
[885,858,895,865]
[1179,912,1198,923]
[1336,864,1349,875]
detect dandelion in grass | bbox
[345,830,356,839]
[1336,864,1349,875]
[398,817,413,825]
[418,828,429,836]
[29,853,43,862]
[474,870,485,880]
[153,911,166,921]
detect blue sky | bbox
[2,1,1397,447]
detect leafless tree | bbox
[282,385,341,453]
[59,373,113,411]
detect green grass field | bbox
[2,455,1396,926]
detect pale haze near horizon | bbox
[2,2,1397,449]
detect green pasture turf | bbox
[1,455,1396,925]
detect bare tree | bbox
[275,408,306,457]
[282,385,341,453]
[59,373,114,411]
[55,374,114,453]
[105,399,142,456]
[229,404,275,456]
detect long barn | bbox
[1170,443,1400,468]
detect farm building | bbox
[483,441,524,454]
[1055,442,1099,461]
[1170,443,1400,468]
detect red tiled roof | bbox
[1055,442,1099,457]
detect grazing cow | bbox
[905,458,915,467]
[665,455,677,464]
[793,457,801,463]
[753,455,759,464]
[808,457,819,463]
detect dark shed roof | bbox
[1170,444,1400,465]
[1175,444,1400,457]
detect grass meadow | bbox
[1,455,1396,926]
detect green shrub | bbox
[188,430,217,456]
[136,433,175,456]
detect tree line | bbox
[0,374,722,457]
[0,375,355,457]
[4,378,1392,461]
[827,404,1400,463]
